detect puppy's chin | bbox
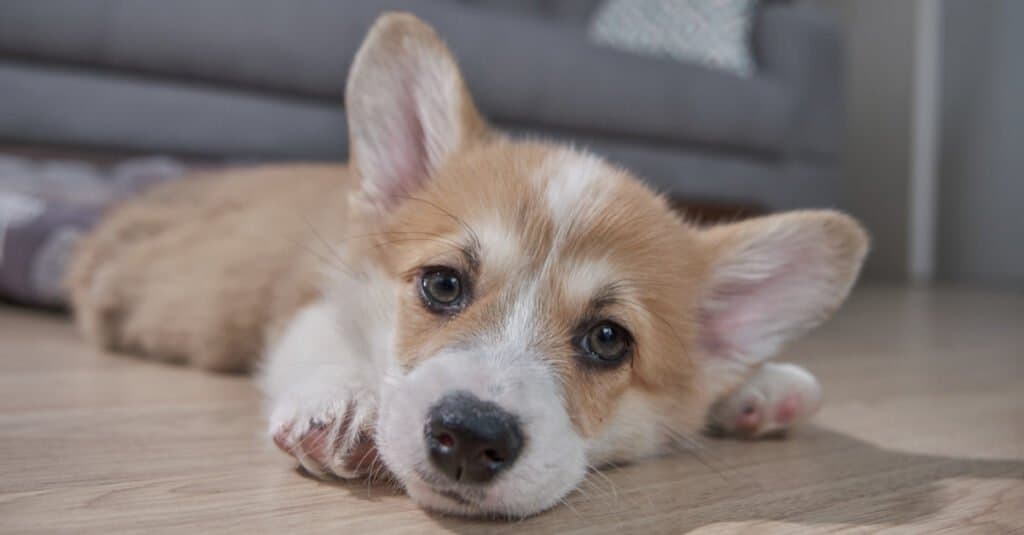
[403,478,491,518]
[374,349,588,518]
[401,473,577,518]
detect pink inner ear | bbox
[373,90,432,207]
[699,238,831,365]
[700,271,785,361]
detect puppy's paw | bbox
[708,363,823,439]
[270,391,379,479]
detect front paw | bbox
[270,392,379,479]
[708,363,823,439]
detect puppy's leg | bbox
[261,300,380,479]
[707,363,823,439]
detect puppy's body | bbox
[69,165,353,370]
[68,14,867,518]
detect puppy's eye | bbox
[419,267,465,313]
[580,321,632,364]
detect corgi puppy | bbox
[67,13,868,518]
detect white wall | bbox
[812,0,917,281]
[938,0,1024,286]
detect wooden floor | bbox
[1,286,1022,534]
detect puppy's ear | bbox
[346,12,487,210]
[696,211,868,388]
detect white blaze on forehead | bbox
[493,150,621,349]
[500,278,542,348]
[499,258,621,352]
[540,149,616,228]
[474,217,523,273]
[564,257,617,305]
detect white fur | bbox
[708,362,823,436]
[377,348,585,517]
[260,300,378,477]
[541,149,613,228]
[374,273,588,516]
[260,259,396,478]
[499,277,543,349]
[563,257,616,306]
[475,218,524,274]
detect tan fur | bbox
[68,165,356,371]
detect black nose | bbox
[425,391,524,485]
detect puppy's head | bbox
[341,13,868,518]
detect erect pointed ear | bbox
[696,211,869,372]
[345,12,488,210]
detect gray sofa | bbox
[0,0,843,211]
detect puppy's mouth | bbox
[436,488,475,506]
[411,468,488,509]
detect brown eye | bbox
[581,321,632,364]
[420,268,465,312]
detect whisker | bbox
[585,464,620,500]
[558,496,582,517]
[296,213,361,279]
[659,424,730,481]
[350,442,377,476]
[576,474,618,505]
[370,237,466,253]
[332,229,464,247]
[571,481,593,501]
[300,243,360,281]
[393,194,481,251]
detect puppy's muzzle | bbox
[425,391,524,485]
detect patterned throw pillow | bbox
[0,155,190,307]
[589,0,756,77]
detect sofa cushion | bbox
[0,62,348,159]
[0,0,794,156]
[590,0,757,77]
[451,0,603,26]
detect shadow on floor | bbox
[329,425,1023,533]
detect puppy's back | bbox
[68,164,353,371]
